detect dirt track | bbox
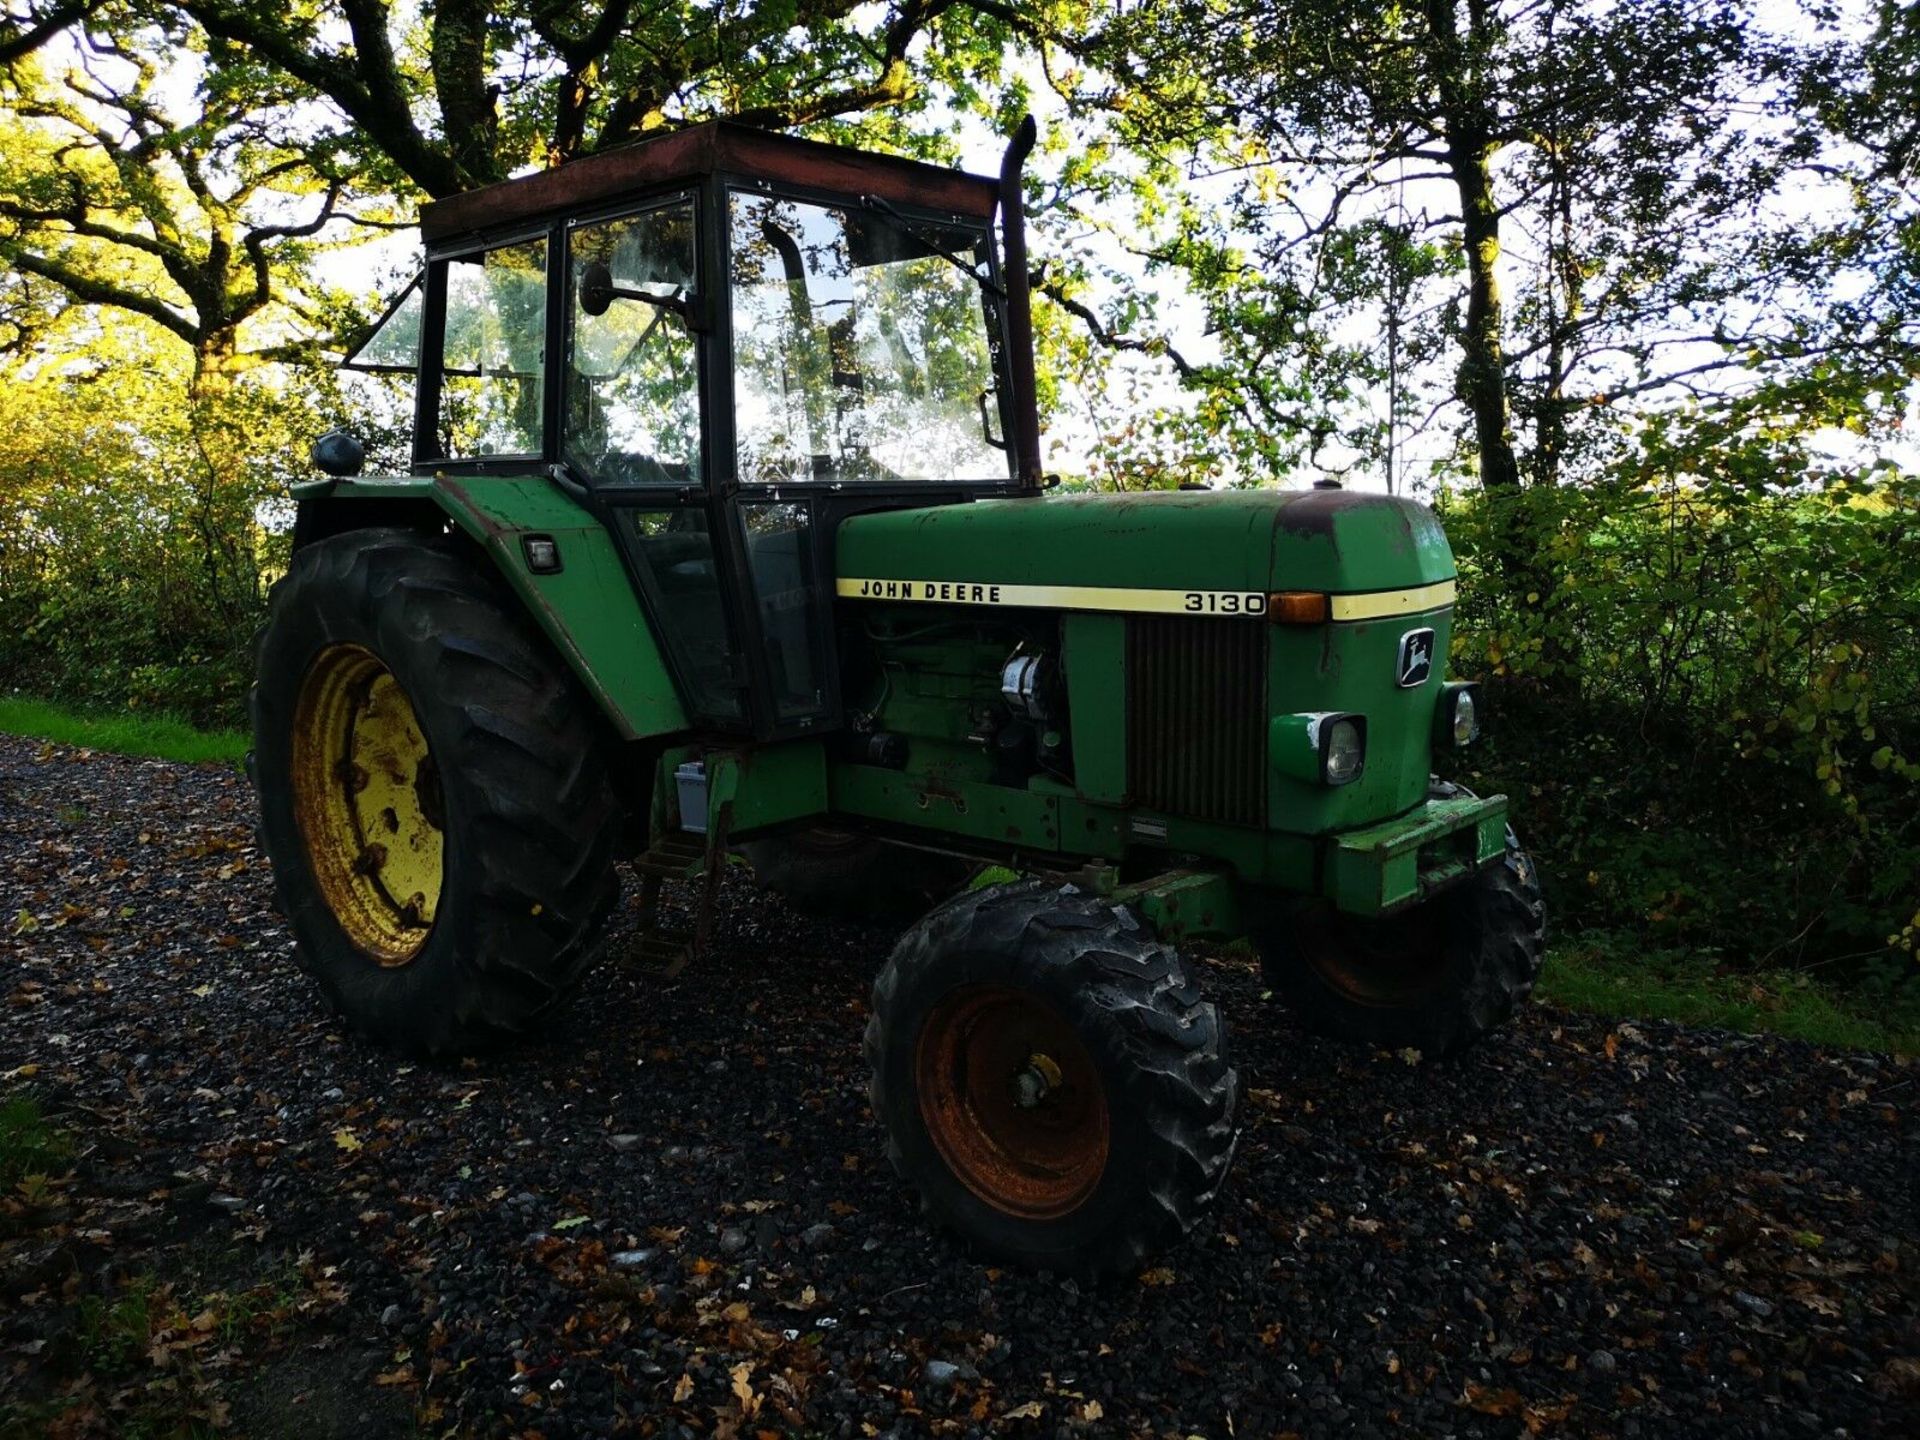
[3,733,1917,1438]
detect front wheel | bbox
[866,882,1238,1277]
[250,528,623,1058]
[1262,782,1546,1056]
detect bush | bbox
[0,360,317,728]
[1438,414,1920,1008]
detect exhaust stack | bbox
[998,115,1044,489]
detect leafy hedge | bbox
[1439,423,1920,1015]
[0,378,288,729]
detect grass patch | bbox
[0,696,246,765]
[0,1092,73,1190]
[1538,940,1920,1057]
[969,865,1022,890]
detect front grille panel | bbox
[1126,616,1267,827]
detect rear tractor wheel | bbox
[865,882,1239,1277]
[250,527,624,1058]
[1262,781,1546,1057]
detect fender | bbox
[288,473,688,741]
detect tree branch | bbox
[3,247,198,343]
[0,0,101,63]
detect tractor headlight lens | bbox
[1437,681,1481,748]
[1323,717,1365,786]
[1452,690,1477,745]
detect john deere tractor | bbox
[252,118,1545,1276]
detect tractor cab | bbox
[345,122,1037,740]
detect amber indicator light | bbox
[1267,591,1331,624]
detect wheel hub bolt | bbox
[1012,1052,1064,1108]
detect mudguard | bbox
[288,473,688,742]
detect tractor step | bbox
[633,830,707,881]
[627,927,696,977]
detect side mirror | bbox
[580,259,615,317]
[311,430,365,477]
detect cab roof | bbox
[418,120,1003,245]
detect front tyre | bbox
[250,528,623,1058]
[866,882,1238,1278]
[1263,781,1546,1056]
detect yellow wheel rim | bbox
[290,644,444,965]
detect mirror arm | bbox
[604,285,706,332]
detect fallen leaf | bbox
[333,1128,362,1152]
[673,1373,695,1403]
[1139,1267,1176,1287]
[1002,1401,1045,1420]
[731,1361,760,1416]
[553,1215,589,1231]
[1464,1382,1525,1416]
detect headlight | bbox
[1436,682,1481,747]
[1452,690,1477,744]
[1271,711,1367,785]
[1322,716,1366,785]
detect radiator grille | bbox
[1126,616,1268,827]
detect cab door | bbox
[563,196,756,730]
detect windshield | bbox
[729,192,1008,485]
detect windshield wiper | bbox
[860,195,1005,300]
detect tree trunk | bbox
[431,0,503,187]
[1424,0,1522,497]
[186,332,257,625]
[1422,0,1540,611]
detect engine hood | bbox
[833,488,1455,608]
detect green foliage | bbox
[1538,937,1920,1057]
[0,329,351,727]
[0,1092,71,1192]
[0,697,248,764]
[1439,416,1920,990]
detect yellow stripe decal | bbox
[837,576,1458,622]
[1329,579,1457,621]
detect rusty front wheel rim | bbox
[1296,907,1451,1008]
[914,985,1110,1220]
[289,644,444,965]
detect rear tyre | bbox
[866,881,1238,1278]
[250,527,623,1058]
[741,828,971,921]
[1262,780,1546,1056]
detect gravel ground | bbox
[2,733,1917,1439]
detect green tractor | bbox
[252,118,1545,1277]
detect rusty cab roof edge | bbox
[419,120,1002,247]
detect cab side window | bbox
[566,202,701,487]
[440,239,548,458]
